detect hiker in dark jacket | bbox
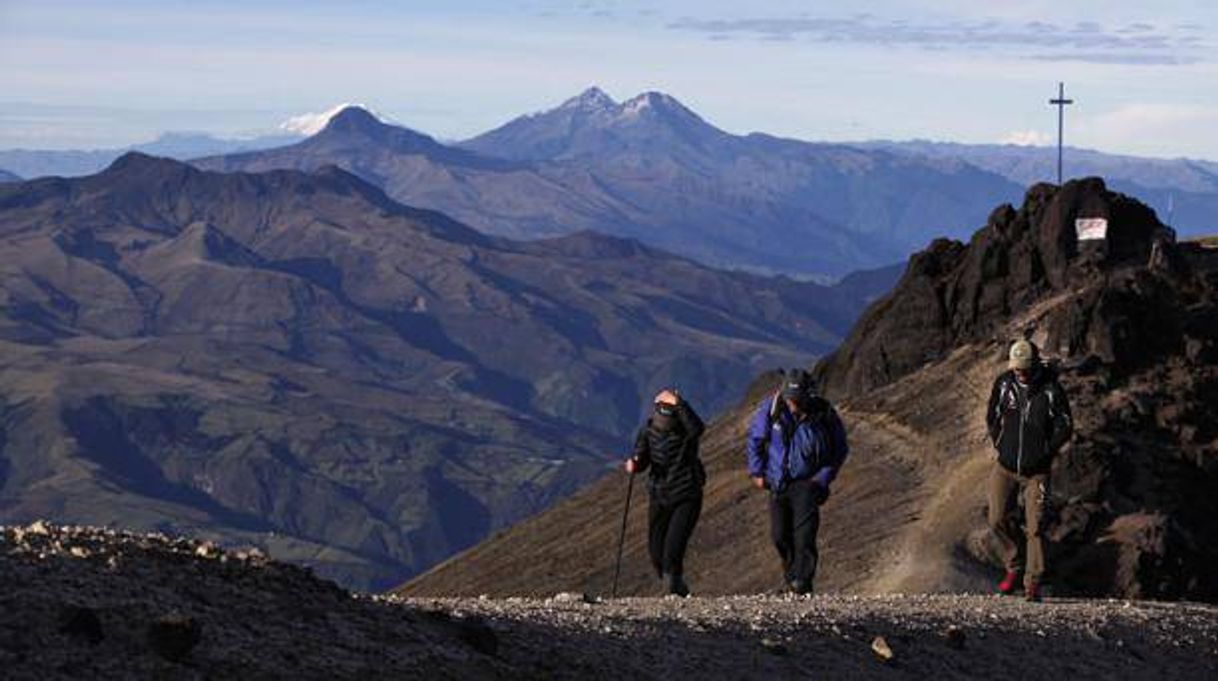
[986,339,1073,602]
[745,370,849,595]
[625,388,706,596]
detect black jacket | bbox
[632,400,706,504]
[986,368,1073,476]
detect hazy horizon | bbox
[2,1,1217,160]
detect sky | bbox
[2,0,1217,159]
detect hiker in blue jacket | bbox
[745,369,849,595]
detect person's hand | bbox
[654,389,679,406]
[624,458,639,474]
[751,476,767,490]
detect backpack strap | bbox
[757,391,782,457]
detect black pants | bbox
[769,479,821,589]
[647,494,702,577]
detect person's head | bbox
[1008,339,1040,384]
[781,369,817,414]
[650,399,677,431]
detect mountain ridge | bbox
[0,132,302,179]
[15,93,1217,275]
[0,154,888,589]
[462,87,729,162]
[7,520,1217,679]
[195,97,1022,277]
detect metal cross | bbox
[1049,82,1074,185]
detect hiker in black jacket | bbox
[624,389,706,597]
[986,339,1073,602]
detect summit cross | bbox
[1049,82,1074,185]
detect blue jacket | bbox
[745,394,849,493]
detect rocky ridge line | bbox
[4,522,1217,679]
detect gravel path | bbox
[4,523,1216,679]
[400,593,1218,680]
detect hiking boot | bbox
[663,573,690,598]
[787,579,812,596]
[1025,582,1042,602]
[997,570,1020,595]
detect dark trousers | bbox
[647,494,702,577]
[769,479,821,589]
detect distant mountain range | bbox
[862,140,1218,237]
[0,154,890,590]
[10,89,1216,276]
[0,169,19,183]
[196,90,1020,277]
[0,131,301,179]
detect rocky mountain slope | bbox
[814,176,1218,599]
[5,521,1216,680]
[0,154,878,590]
[196,93,1021,277]
[400,179,1218,602]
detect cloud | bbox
[1026,52,1198,65]
[1087,103,1218,142]
[1117,23,1155,34]
[1066,103,1218,159]
[666,15,1208,65]
[1001,130,1053,146]
[279,103,388,136]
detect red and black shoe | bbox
[997,570,1020,595]
[1025,582,1042,602]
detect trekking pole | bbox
[611,470,636,598]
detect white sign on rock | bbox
[1076,218,1108,241]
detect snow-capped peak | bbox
[279,103,385,136]
[620,93,653,117]
[620,92,686,118]
[560,86,617,111]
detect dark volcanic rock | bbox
[0,522,511,677]
[815,178,1167,397]
[6,522,1218,679]
[59,606,104,645]
[147,614,201,662]
[815,177,1218,601]
[454,617,499,656]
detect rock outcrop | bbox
[814,177,1176,396]
[815,177,1218,599]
